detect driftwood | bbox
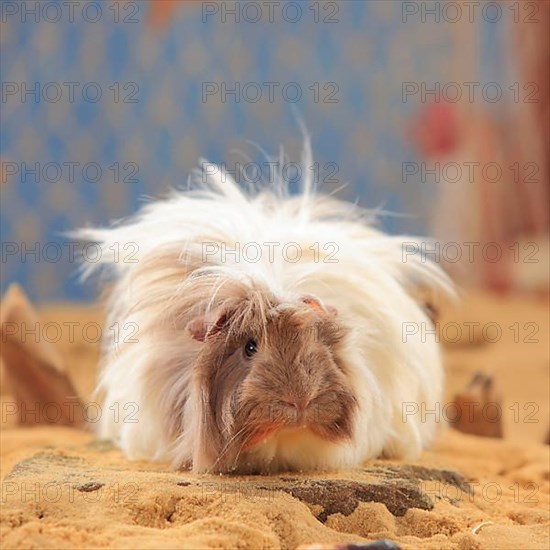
[1,284,84,427]
[449,372,503,438]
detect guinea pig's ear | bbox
[301,295,338,316]
[187,310,232,342]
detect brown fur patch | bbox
[191,289,357,472]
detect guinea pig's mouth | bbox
[243,423,283,448]
[243,421,322,450]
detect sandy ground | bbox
[1,290,549,549]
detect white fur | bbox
[76,140,453,472]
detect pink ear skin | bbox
[187,316,208,342]
[326,305,338,316]
[300,295,338,317]
[187,311,231,342]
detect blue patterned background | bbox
[1,0,504,302]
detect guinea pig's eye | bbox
[244,339,258,358]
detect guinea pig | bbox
[76,140,453,474]
[185,287,357,473]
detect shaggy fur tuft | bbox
[75,140,453,473]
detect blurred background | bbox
[1,0,549,302]
[0,10,549,550]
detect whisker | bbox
[210,423,251,471]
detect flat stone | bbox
[2,451,471,523]
[76,481,104,492]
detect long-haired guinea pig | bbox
[76,140,453,474]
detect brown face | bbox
[189,294,358,471]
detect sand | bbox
[1,290,549,549]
